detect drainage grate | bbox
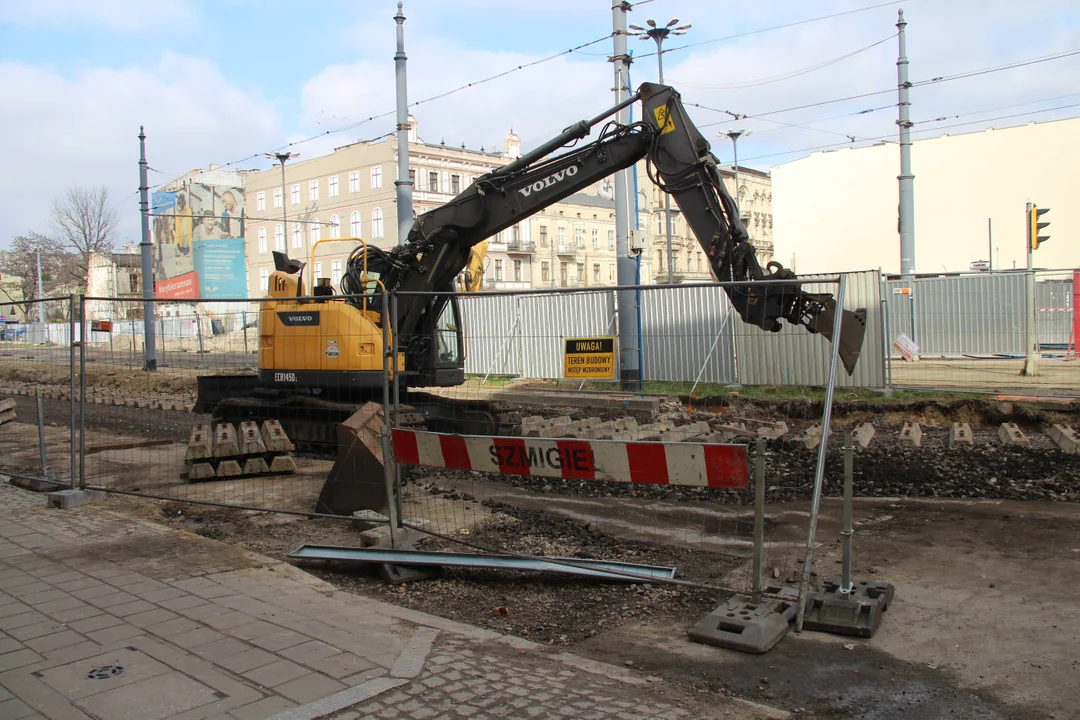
[86,665,124,680]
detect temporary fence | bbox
[884,269,1080,395]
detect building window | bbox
[408,168,416,184]
[309,179,319,202]
[673,254,679,273]
[539,226,548,247]
[259,268,269,292]
[657,250,664,271]
[291,184,300,205]
[592,230,599,249]
[331,260,342,285]
[314,261,322,280]
[451,174,461,194]
[329,176,339,198]
[274,224,285,251]
[576,263,585,282]
[513,259,522,282]
[697,252,703,271]
[560,261,568,286]
[541,261,550,283]
[575,228,584,247]
[494,259,503,281]
[128,273,139,293]
[608,263,615,281]
[256,191,266,211]
[372,208,384,238]
[557,227,566,252]
[350,211,361,237]
[371,166,383,189]
[257,227,267,254]
[273,188,282,209]
[657,214,663,234]
[310,218,321,244]
[593,263,600,282]
[608,230,614,248]
[330,214,340,239]
[687,252,692,273]
[349,171,359,193]
[428,171,438,192]
[292,223,302,249]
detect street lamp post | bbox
[630,18,690,284]
[264,151,297,254]
[720,129,751,215]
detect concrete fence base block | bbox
[852,423,875,448]
[270,454,297,474]
[787,425,822,451]
[756,421,789,441]
[242,457,270,475]
[46,489,104,509]
[187,462,216,481]
[1048,424,1079,454]
[801,591,885,639]
[899,423,922,447]
[949,422,974,446]
[998,423,1029,446]
[688,589,799,654]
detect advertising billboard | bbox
[152,182,246,299]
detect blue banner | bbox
[193,236,247,298]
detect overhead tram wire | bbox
[635,0,907,60]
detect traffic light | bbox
[1030,204,1050,250]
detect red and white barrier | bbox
[392,429,749,489]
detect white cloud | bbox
[0,0,196,32]
[0,54,279,247]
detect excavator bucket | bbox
[315,402,392,516]
[805,300,867,377]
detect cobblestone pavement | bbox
[0,480,778,720]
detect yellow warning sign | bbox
[653,105,676,135]
[564,336,616,379]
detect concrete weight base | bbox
[688,592,798,654]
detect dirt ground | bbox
[890,355,1080,395]
[2,393,1080,718]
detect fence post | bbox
[159,315,166,363]
[840,430,855,594]
[36,389,48,476]
[242,311,249,355]
[69,294,77,488]
[391,292,403,527]
[752,437,766,603]
[379,290,398,548]
[795,274,847,632]
[195,311,205,368]
[79,296,87,491]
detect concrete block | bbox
[0,409,16,425]
[215,460,243,478]
[238,421,267,455]
[614,420,675,441]
[185,424,213,461]
[523,416,572,437]
[540,417,603,437]
[1047,424,1079,454]
[212,423,239,457]
[580,418,638,439]
[688,592,797,654]
[697,431,738,444]
[46,489,103,509]
[949,422,974,447]
[849,423,875,448]
[998,423,1029,446]
[656,421,711,442]
[359,519,430,548]
[788,424,823,450]
[899,423,922,447]
[270,454,297,473]
[261,420,295,452]
[495,412,523,426]
[756,421,789,441]
[188,463,216,480]
[351,510,390,531]
[0,397,15,413]
[242,457,270,475]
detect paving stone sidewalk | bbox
[0,480,778,720]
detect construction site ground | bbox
[1,368,1079,718]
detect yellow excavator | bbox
[196,82,867,516]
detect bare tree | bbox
[0,233,79,320]
[51,186,117,282]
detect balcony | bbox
[556,245,576,257]
[506,240,536,253]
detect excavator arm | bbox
[363,83,864,378]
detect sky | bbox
[1,0,1078,251]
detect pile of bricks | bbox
[0,382,195,411]
[185,419,298,481]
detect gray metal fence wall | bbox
[883,271,1073,356]
[736,270,884,388]
[639,285,737,384]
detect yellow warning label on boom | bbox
[653,105,676,135]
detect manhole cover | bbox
[86,665,124,680]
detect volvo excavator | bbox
[196,82,866,515]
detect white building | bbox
[771,117,1080,275]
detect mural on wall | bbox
[152,183,246,299]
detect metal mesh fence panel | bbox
[885,269,1080,395]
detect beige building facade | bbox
[771,117,1080,275]
[244,122,773,294]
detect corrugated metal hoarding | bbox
[735,270,884,388]
[519,291,615,379]
[459,294,521,377]
[638,285,737,384]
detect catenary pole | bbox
[611,0,641,390]
[897,9,915,279]
[394,2,414,246]
[138,127,157,371]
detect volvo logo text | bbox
[517,165,579,198]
